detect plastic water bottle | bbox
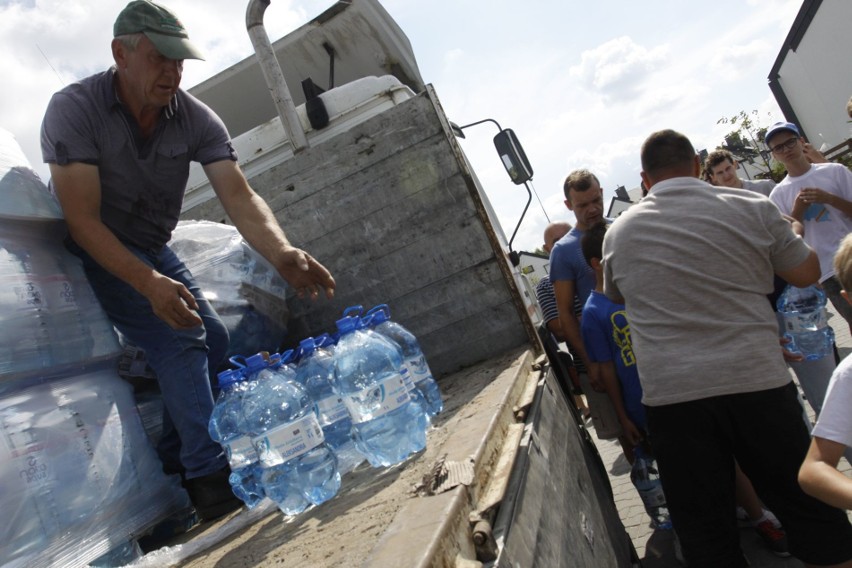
[294,337,363,474]
[332,316,428,467]
[241,352,340,515]
[777,284,834,360]
[367,304,443,416]
[208,369,264,508]
[630,445,672,530]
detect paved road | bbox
[587,304,852,567]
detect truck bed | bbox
[146,347,633,567]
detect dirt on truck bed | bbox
[145,347,534,568]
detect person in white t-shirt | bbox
[766,121,852,332]
[800,233,852,510]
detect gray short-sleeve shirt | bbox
[41,68,237,251]
[603,177,812,406]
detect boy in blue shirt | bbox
[580,222,645,456]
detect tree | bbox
[716,110,783,181]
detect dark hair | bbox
[641,129,696,176]
[581,221,609,267]
[563,169,600,203]
[704,149,734,176]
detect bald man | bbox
[535,222,590,418]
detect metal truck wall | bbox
[498,366,637,567]
[181,90,531,377]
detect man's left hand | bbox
[275,246,336,300]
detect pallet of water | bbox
[0,128,191,568]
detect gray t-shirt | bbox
[41,68,237,251]
[603,176,812,406]
[741,177,776,197]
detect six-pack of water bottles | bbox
[209,304,444,515]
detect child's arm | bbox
[597,360,642,446]
[799,436,852,510]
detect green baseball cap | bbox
[114,0,204,61]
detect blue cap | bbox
[299,337,317,355]
[764,121,800,146]
[217,369,239,389]
[315,333,333,348]
[336,315,358,334]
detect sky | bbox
[0,0,804,253]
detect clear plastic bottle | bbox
[367,304,443,416]
[294,337,363,474]
[208,369,264,508]
[777,284,834,360]
[630,445,672,530]
[332,316,428,467]
[241,352,340,515]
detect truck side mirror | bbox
[493,129,533,185]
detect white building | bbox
[769,0,852,152]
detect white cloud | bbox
[569,36,669,102]
[708,39,773,80]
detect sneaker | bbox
[754,519,790,557]
[183,466,243,521]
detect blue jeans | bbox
[68,239,229,479]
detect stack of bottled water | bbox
[777,284,835,360]
[366,304,443,416]
[204,301,438,520]
[0,219,121,380]
[241,352,340,515]
[0,130,190,567]
[630,445,672,530]
[208,369,265,508]
[332,315,429,467]
[294,337,364,474]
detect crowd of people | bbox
[537,119,852,566]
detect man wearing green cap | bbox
[40,1,336,521]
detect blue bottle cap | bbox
[245,352,269,372]
[217,369,239,389]
[279,349,296,365]
[299,337,317,357]
[342,305,364,318]
[315,333,333,348]
[336,316,358,334]
[366,303,391,320]
[367,309,388,325]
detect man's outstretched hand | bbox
[275,246,336,300]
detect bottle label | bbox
[638,485,667,508]
[344,373,411,423]
[783,308,828,333]
[252,413,324,467]
[225,435,259,468]
[405,355,434,387]
[316,394,350,427]
[400,367,416,393]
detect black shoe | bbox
[183,467,243,521]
